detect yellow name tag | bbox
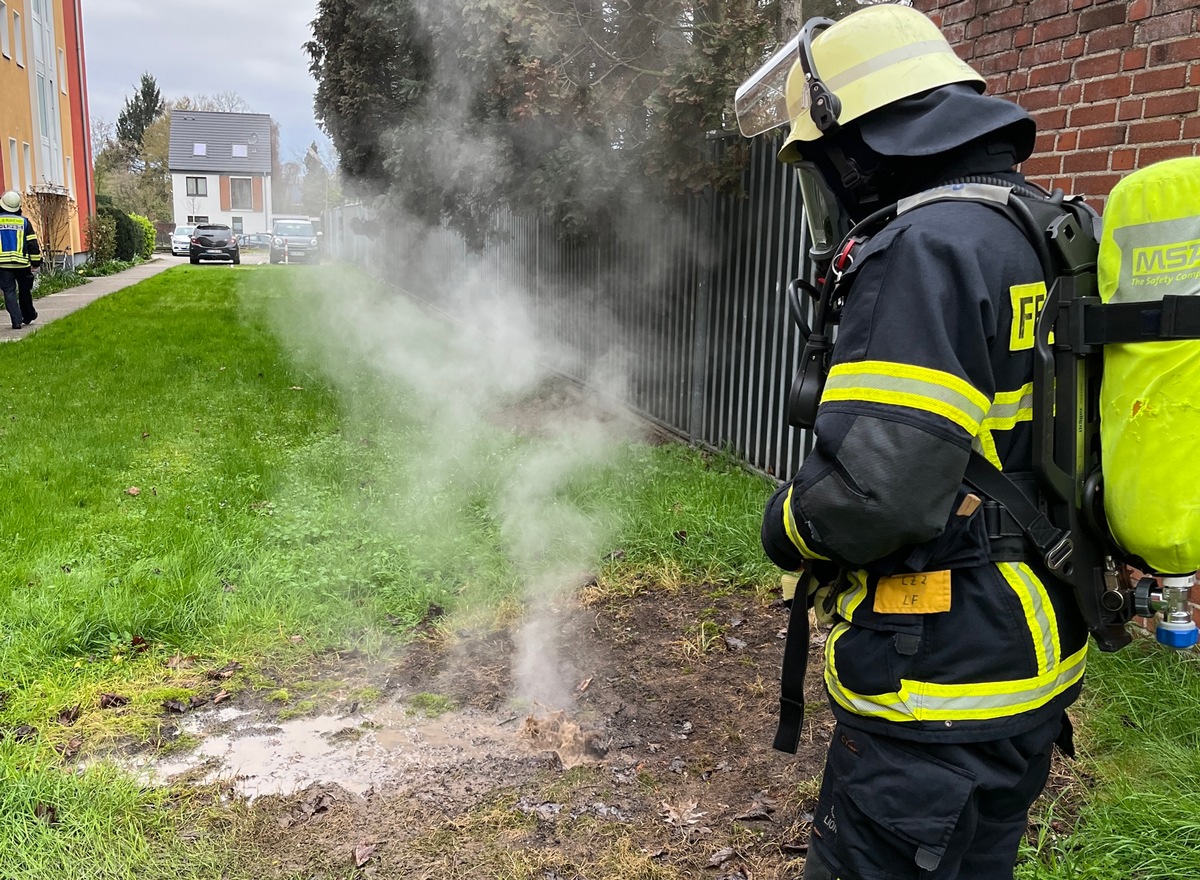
[874,571,952,614]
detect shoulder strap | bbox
[963,453,1073,573]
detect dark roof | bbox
[169,111,273,174]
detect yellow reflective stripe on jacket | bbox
[997,561,1061,677]
[821,360,990,436]
[835,569,869,622]
[782,485,831,561]
[826,640,1086,723]
[973,383,1035,470]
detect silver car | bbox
[171,225,195,256]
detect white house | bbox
[168,110,273,235]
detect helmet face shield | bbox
[734,32,805,138]
[795,163,848,263]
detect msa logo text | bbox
[1133,239,1200,276]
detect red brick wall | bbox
[915,0,1200,209]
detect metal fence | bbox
[325,136,812,479]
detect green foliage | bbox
[100,204,141,262]
[32,268,88,296]
[88,212,116,264]
[115,72,165,151]
[306,0,775,243]
[78,257,140,278]
[128,213,156,260]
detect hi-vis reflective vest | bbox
[0,211,33,269]
[762,182,1089,742]
[1098,157,1200,576]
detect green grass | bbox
[1019,640,1200,879]
[0,263,778,878]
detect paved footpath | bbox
[0,254,264,343]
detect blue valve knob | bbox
[1156,621,1198,650]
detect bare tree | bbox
[22,188,77,269]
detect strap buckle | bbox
[1045,536,1074,572]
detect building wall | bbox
[171,171,272,234]
[915,0,1199,209]
[0,0,91,255]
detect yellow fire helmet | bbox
[734,4,984,163]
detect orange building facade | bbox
[0,0,93,257]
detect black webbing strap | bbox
[773,572,813,754]
[1084,296,1200,344]
[963,453,1073,574]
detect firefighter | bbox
[738,6,1088,879]
[0,190,41,330]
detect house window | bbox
[0,3,9,59]
[193,143,206,156]
[229,176,253,211]
[58,47,66,94]
[13,10,22,66]
[231,216,244,234]
[187,215,209,225]
[185,176,207,197]
[65,156,73,197]
[232,144,248,158]
[7,139,15,190]
[22,142,31,189]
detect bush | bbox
[78,258,140,278]
[99,205,140,262]
[88,213,116,265]
[128,213,156,260]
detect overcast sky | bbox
[81,0,328,162]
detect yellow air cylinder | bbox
[1097,156,1200,575]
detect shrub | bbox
[88,213,116,265]
[100,205,140,262]
[129,213,156,260]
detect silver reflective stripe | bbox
[1111,216,1200,303]
[823,364,989,436]
[898,183,1013,215]
[998,562,1060,677]
[824,39,960,93]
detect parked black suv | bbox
[190,224,241,265]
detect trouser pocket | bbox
[811,724,976,879]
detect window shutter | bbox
[219,176,231,211]
[252,177,263,213]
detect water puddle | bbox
[132,702,538,800]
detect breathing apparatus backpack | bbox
[773,160,1200,751]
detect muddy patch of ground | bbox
[134,582,833,878]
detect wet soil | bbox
[138,583,834,879]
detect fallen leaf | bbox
[213,690,232,704]
[131,635,150,653]
[660,799,705,834]
[354,842,378,867]
[189,695,207,709]
[166,654,197,669]
[12,725,38,743]
[707,847,737,867]
[724,635,747,651]
[734,791,778,822]
[125,487,140,496]
[55,736,83,761]
[288,635,305,644]
[57,705,81,726]
[574,677,592,695]
[208,661,242,680]
[163,699,189,714]
[99,693,130,709]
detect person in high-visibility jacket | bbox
[0,190,42,330]
[736,7,1087,879]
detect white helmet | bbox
[0,191,20,213]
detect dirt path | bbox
[136,581,833,878]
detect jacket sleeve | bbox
[763,213,1005,569]
[24,219,41,265]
